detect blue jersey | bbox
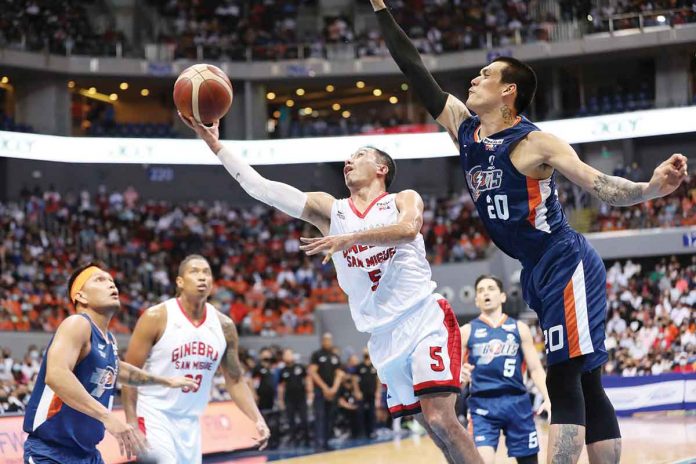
[467,315,525,396]
[457,115,572,267]
[24,314,119,455]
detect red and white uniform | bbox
[330,193,461,418]
[137,298,226,464]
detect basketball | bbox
[173,63,233,125]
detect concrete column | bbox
[14,75,70,136]
[547,66,563,119]
[655,50,690,109]
[221,81,267,140]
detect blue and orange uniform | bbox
[23,314,119,464]
[457,115,608,372]
[466,316,538,456]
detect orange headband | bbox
[70,266,102,303]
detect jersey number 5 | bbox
[182,374,202,393]
[430,347,445,372]
[368,269,382,291]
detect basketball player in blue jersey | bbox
[461,275,550,464]
[23,263,197,464]
[371,1,688,462]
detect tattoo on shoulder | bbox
[220,316,243,382]
[593,174,643,206]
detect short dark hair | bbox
[177,254,210,277]
[367,146,396,189]
[492,57,537,114]
[67,261,105,307]
[474,274,504,293]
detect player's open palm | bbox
[647,153,688,198]
[103,413,147,459]
[300,234,356,264]
[178,111,220,146]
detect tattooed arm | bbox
[530,131,688,206]
[118,361,197,388]
[217,311,270,449]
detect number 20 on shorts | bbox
[543,325,564,354]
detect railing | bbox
[3,8,695,62]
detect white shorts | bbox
[368,295,462,418]
[137,401,201,464]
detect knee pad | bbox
[547,357,585,425]
[581,367,621,444]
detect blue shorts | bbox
[521,231,608,372]
[468,393,539,457]
[24,436,104,464]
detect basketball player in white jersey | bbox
[180,114,482,464]
[122,254,270,464]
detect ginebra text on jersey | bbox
[171,341,220,370]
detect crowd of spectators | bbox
[0,185,493,337]
[0,0,125,56]
[602,256,695,376]
[149,0,316,61]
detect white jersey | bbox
[137,298,226,418]
[330,192,436,334]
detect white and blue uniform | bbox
[466,316,538,457]
[23,314,118,464]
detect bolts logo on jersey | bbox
[89,365,117,397]
[471,337,519,365]
[467,165,503,201]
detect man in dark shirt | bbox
[356,349,381,439]
[278,348,312,446]
[337,372,363,439]
[252,348,277,411]
[309,333,343,449]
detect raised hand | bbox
[299,234,356,265]
[646,153,688,199]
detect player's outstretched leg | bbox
[546,358,586,464]
[420,392,483,464]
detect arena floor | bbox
[205,414,696,464]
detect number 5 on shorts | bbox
[430,347,445,372]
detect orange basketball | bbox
[173,64,233,125]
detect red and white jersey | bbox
[137,298,226,418]
[330,192,436,334]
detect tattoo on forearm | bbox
[552,425,582,464]
[593,174,644,206]
[125,369,158,386]
[500,105,515,125]
[221,318,243,382]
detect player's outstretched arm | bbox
[370,0,449,119]
[117,361,198,389]
[216,311,271,450]
[530,131,688,206]
[180,113,334,235]
[299,189,424,263]
[518,321,551,418]
[45,315,146,459]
